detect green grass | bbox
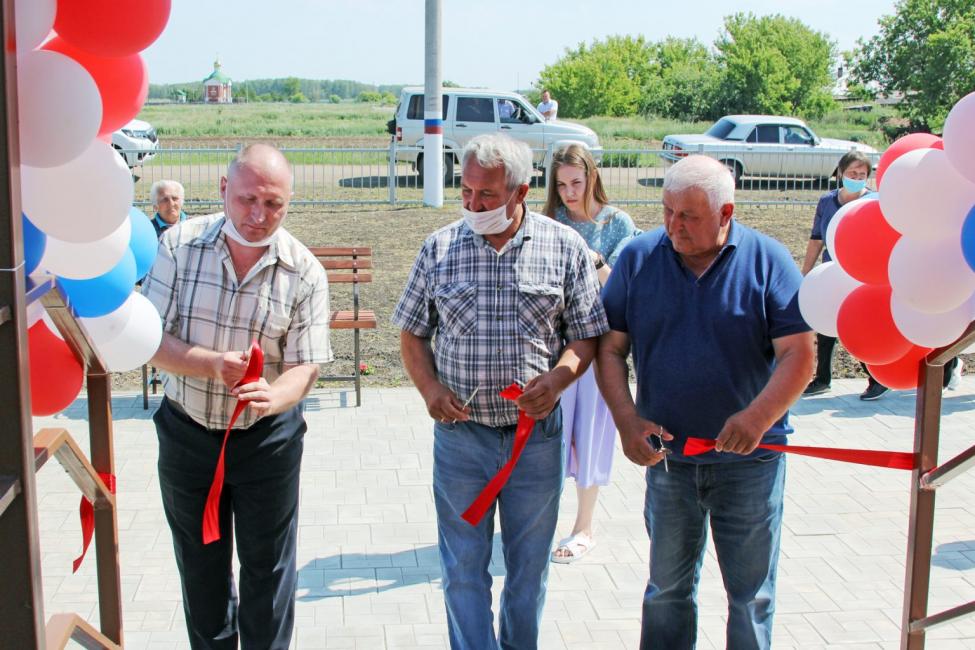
[139,101,891,149]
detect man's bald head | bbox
[227,143,293,187]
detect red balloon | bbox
[43,37,148,137]
[876,133,943,188]
[833,200,901,285]
[837,285,913,365]
[866,345,932,390]
[54,0,171,58]
[28,321,84,416]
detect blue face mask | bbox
[842,176,867,193]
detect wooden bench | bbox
[309,246,377,406]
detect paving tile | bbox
[32,380,975,647]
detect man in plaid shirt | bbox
[142,144,332,650]
[393,134,608,649]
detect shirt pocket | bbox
[257,311,292,358]
[435,281,477,338]
[517,283,564,340]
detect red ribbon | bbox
[73,472,116,573]
[461,383,536,526]
[683,437,917,470]
[202,341,264,544]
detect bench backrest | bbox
[308,247,372,317]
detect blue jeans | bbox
[432,410,564,650]
[640,455,786,650]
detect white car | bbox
[112,118,159,168]
[660,115,877,183]
[387,87,602,182]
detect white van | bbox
[387,87,602,182]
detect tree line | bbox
[539,2,973,132]
[148,78,405,104]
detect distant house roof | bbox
[203,57,232,85]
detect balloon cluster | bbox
[800,92,975,390]
[17,0,171,415]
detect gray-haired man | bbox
[393,134,608,649]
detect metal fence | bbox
[128,143,881,210]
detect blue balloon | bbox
[128,207,159,281]
[59,249,137,318]
[22,213,46,275]
[961,204,975,273]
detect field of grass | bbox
[139,101,892,150]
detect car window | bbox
[706,118,736,140]
[457,97,495,123]
[783,125,813,145]
[498,99,524,124]
[747,125,781,144]
[406,94,449,120]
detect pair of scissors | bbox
[452,384,481,424]
[650,427,670,472]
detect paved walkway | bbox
[32,379,975,649]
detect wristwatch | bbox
[594,253,605,270]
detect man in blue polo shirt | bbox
[596,155,814,650]
[150,179,187,238]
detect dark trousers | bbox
[815,333,957,389]
[154,397,306,650]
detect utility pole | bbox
[422,0,443,207]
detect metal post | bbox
[422,0,443,207]
[0,0,47,646]
[388,136,397,205]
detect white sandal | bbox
[551,532,596,564]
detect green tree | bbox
[641,37,721,121]
[852,0,975,131]
[282,77,302,97]
[537,35,655,117]
[714,13,836,118]
[329,94,342,104]
[357,91,382,103]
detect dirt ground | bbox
[115,201,932,392]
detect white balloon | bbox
[40,216,132,280]
[78,293,138,345]
[889,235,975,314]
[891,292,975,348]
[943,91,975,185]
[799,261,862,337]
[15,0,55,53]
[824,197,873,261]
[879,147,975,241]
[22,140,133,243]
[26,301,45,327]
[17,50,102,168]
[91,293,162,372]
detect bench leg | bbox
[353,328,362,407]
[141,364,149,410]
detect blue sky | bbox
[143,0,899,90]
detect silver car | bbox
[660,115,877,183]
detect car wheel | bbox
[720,159,743,186]
[416,152,455,185]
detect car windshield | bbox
[706,118,737,140]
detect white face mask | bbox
[462,196,514,235]
[221,215,277,248]
[221,177,280,248]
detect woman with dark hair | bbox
[543,143,640,563]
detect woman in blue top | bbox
[543,143,640,563]
[800,150,893,400]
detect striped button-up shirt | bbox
[142,213,333,430]
[392,209,608,428]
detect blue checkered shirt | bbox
[392,209,608,428]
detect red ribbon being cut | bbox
[73,472,116,573]
[461,383,535,526]
[683,437,917,470]
[202,341,264,545]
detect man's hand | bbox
[212,350,249,388]
[515,372,563,420]
[714,410,767,455]
[423,382,471,424]
[233,377,278,418]
[619,416,674,467]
